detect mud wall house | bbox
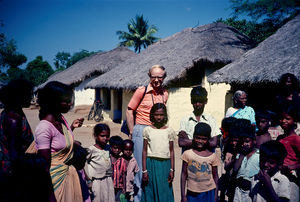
[38,47,136,108]
[85,22,254,130]
[208,14,300,112]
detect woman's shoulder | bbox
[225,107,236,117]
[35,120,57,133]
[245,106,254,111]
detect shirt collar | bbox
[188,113,207,122]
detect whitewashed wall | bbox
[74,77,95,106]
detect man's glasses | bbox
[150,75,164,79]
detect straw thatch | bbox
[39,46,136,88]
[85,22,254,90]
[208,14,300,84]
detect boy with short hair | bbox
[250,140,290,202]
[109,136,126,202]
[233,127,259,202]
[178,86,220,152]
[122,139,139,202]
[255,111,271,148]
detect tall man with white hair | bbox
[126,65,168,202]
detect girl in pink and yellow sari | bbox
[35,81,84,202]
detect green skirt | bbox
[141,157,174,202]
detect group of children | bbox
[82,102,298,202]
[84,103,176,202]
[85,124,139,202]
[218,104,299,202]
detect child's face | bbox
[280,113,295,131]
[230,137,239,150]
[257,118,270,132]
[123,142,133,158]
[111,145,122,157]
[260,155,279,176]
[193,135,209,150]
[241,137,255,154]
[95,130,110,147]
[153,108,165,125]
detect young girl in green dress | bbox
[141,103,175,202]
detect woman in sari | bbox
[0,79,36,201]
[225,90,256,126]
[35,81,84,202]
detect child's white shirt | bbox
[250,171,290,202]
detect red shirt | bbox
[279,134,300,167]
[112,157,127,189]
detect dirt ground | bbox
[22,106,183,202]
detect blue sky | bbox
[0,0,233,68]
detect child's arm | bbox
[142,139,149,185]
[212,166,219,202]
[178,131,193,148]
[168,141,175,183]
[224,153,235,171]
[233,154,244,173]
[180,161,188,202]
[258,170,289,202]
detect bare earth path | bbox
[22,107,182,202]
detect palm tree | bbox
[116,15,159,53]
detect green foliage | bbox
[67,49,95,67]
[216,17,278,44]
[54,51,71,70]
[53,49,96,72]
[221,0,299,45]
[0,38,27,69]
[25,56,54,85]
[116,14,159,53]
[6,67,28,81]
[0,72,8,80]
[230,0,298,22]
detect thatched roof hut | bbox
[85,22,254,90]
[208,14,300,84]
[40,46,136,87]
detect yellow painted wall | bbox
[203,68,232,126]
[167,88,193,131]
[122,90,134,120]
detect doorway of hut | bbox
[112,89,122,123]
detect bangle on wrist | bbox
[142,170,148,174]
[170,168,174,172]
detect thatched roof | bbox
[208,14,300,84]
[39,46,136,88]
[85,22,254,90]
